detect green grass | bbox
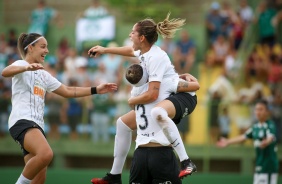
[2,167,282,184]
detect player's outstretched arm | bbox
[216,135,246,148]
[53,83,117,98]
[88,45,135,57]
[1,63,44,77]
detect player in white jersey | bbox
[1,33,117,184]
[130,67,182,183]
[127,64,198,183]
[89,12,199,182]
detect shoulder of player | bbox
[147,46,169,61]
[11,60,29,66]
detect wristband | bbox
[91,87,97,94]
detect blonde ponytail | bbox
[136,13,185,45]
[156,12,186,39]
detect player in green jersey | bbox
[217,100,279,184]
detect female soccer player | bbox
[125,64,199,183]
[1,33,117,184]
[89,13,198,183]
[217,100,279,184]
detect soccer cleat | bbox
[91,173,122,184]
[179,158,197,179]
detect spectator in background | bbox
[272,10,282,42]
[267,89,282,144]
[99,42,123,85]
[173,30,196,73]
[238,0,253,25]
[90,63,115,142]
[73,56,92,87]
[268,54,282,90]
[63,48,88,84]
[253,48,269,83]
[256,1,277,47]
[220,1,238,40]
[160,38,176,60]
[206,2,225,45]
[62,79,83,140]
[28,0,60,36]
[0,34,7,52]
[56,37,70,67]
[206,34,230,67]
[45,92,64,140]
[208,91,222,143]
[0,36,8,71]
[7,29,18,51]
[218,106,230,138]
[44,64,65,140]
[113,81,131,124]
[232,13,244,50]
[0,78,11,137]
[82,0,108,19]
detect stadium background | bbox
[0,0,282,183]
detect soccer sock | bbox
[15,174,31,184]
[151,107,189,162]
[110,117,132,175]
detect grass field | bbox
[1,168,282,184]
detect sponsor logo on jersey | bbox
[149,74,157,78]
[34,85,45,99]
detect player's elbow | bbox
[195,83,200,91]
[1,69,11,78]
[56,86,73,98]
[189,82,200,91]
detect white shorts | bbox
[253,173,278,184]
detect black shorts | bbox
[9,119,45,156]
[130,146,181,184]
[167,93,197,124]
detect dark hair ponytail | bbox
[17,33,42,59]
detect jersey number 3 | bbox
[137,104,148,130]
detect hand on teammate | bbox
[179,73,197,82]
[127,97,135,109]
[25,63,44,71]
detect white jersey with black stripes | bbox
[8,60,61,130]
